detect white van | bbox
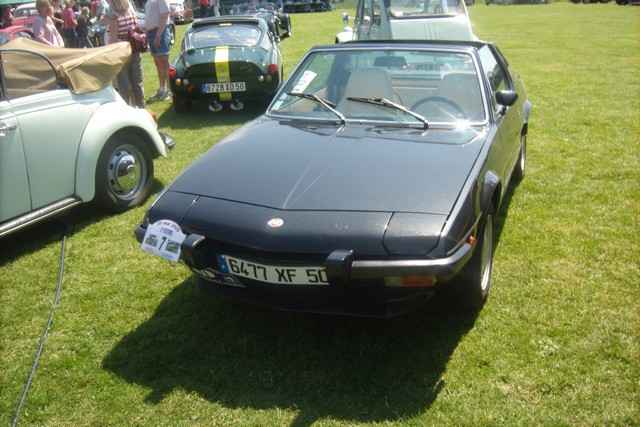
[336,0,476,42]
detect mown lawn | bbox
[1,2,638,425]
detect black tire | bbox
[94,131,154,213]
[169,24,176,45]
[446,204,496,310]
[173,97,192,114]
[512,133,526,183]
[287,17,292,37]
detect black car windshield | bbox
[269,48,487,126]
[189,24,261,48]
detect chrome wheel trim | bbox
[107,144,147,201]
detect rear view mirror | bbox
[496,90,518,107]
[496,90,518,114]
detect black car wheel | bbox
[284,16,292,37]
[446,203,495,310]
[169,23,176,45]
[95,131,154,213]
[512,133,526,183]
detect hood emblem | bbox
[267,218,284,228]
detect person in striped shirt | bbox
[107,0,146,107]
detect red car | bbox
[10,2,37,30]
[0,25,34,45]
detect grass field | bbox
[1,2,639,425]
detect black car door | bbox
[478,44,523,182]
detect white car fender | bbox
[335,26,354,43]
[75,100,168,202]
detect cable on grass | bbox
[11,226,67,427]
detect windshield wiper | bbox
[287,92,346,125]
[346,97,429,130]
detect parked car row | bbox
[2,2,531,319]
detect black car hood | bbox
[170,118,487,215]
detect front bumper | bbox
[158,131,175,150]
[134,225,474,317]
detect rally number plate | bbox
[203,82,246,93]
[216,253,328,286]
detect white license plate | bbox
[216,253,328,286]
[203,82,246,93]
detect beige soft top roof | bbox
[1,38,131,94]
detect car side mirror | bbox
[496,90,518,114]
[342,12,350,24]
[496,90,518,107]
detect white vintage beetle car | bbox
[0,38,174,237]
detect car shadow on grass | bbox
[0,205,101,266]
[100,154,523,425]
[495,176,523,246]
[102,279,479,425]
[155,100,268,130]
[0,176,165,266]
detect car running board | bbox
[0,197,82,238]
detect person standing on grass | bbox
[75,6,93,47]
[33,0,65,46]
[211,0,220,16]
[145,0,172,101]
[62,0,77,47]
[198,0,208,17]
[107,0,146,107]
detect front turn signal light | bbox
[385,276,437,288]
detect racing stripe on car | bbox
[214,46,232,102]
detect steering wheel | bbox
[411,96,465,117]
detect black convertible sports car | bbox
[137,40,531,317]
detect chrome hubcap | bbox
[107,145,145,200]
